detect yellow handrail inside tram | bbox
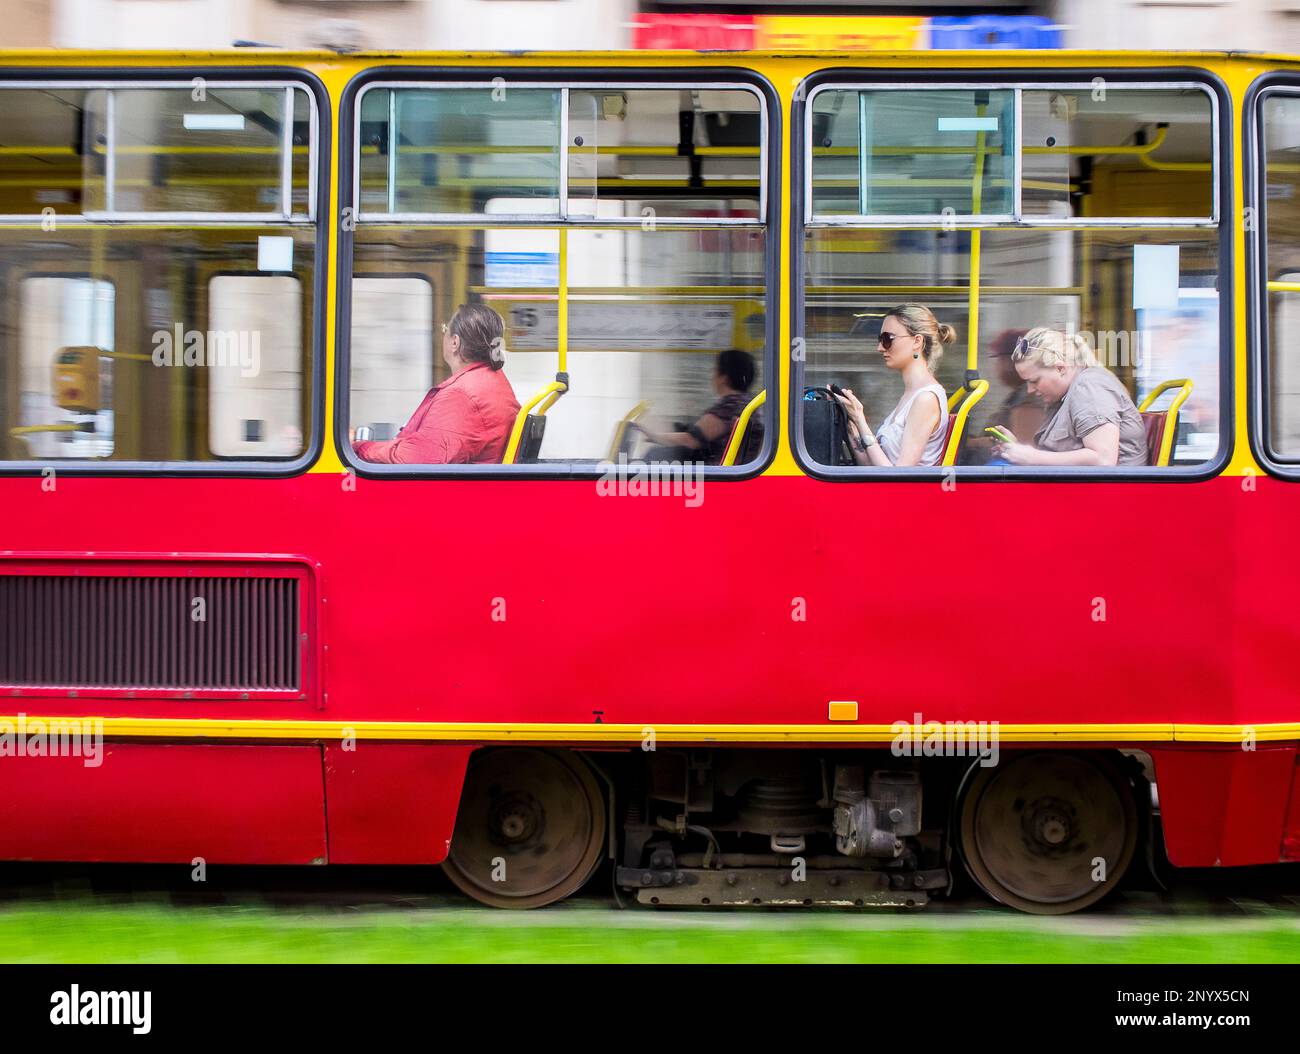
[501,228,571,466]
[9,423,87,435]
[1138,378,1193,467]
[720,389,767,467]
[608,400,650,461]
[966,102,988,375]
[502,380,567,464]
[942,380,989,468]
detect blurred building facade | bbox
[5,0,1300,53]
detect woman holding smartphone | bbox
[833,303,955,467]
[990,326,1148,467]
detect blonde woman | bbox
[833,304,955,467]
[993,326,1148,467]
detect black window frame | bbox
[791,66,1235,484]
[1245,70,1300,479]
[0,66,330,479]
[334,65,781,481]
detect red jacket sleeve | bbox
[354,388,478,465]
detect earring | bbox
[913,352,920,359]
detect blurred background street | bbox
[4,0,1300,55]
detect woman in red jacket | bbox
[353,304,521,465]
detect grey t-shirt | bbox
[1034,367,1149,465]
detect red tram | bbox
[1,48,1299,914]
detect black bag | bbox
[802,387,851,466]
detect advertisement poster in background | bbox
[631,13,1061,51]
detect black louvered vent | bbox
[0,575,300,691]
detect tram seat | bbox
[1137,378,1194,467]
[720,389,767,466]
[502,378,567,465]
[516,414,547,463]
[941,379,990,467]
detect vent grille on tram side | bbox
[0,575,300,691]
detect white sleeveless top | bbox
[876,383,949,466]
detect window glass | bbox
[0,81,318,465]
[567,88,762,220]
[347,83,771,471]
[800,82,1221,473]
[208,275,303,456]
[1261,93,1300,460]
[810,88,1016,218]
[349,276,435,441]
[1021,88,1213,219]
[359,87,562,216]
[0,89,96,216]
[16,277,115,459]
[81,87,307,216]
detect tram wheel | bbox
[957,751,1137,915]
[442,748,606,909]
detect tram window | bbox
[0,229,315,464]
[0,80,319,468]
[359,87,562,217]
[349,276,435,441]
[802,227,1220,468]
[81,86,311,218]
[799,80,1223,474]
[1260,94,1300,461]
[345,80,773,473]
[1020,88,1214,220]
[208,275,303,458]
[809,89,1016,219]
[14,277,115,460]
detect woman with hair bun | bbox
[352,303,520,465]
[992,326,1148,467]
[832,303,955,467]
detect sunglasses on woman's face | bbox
[878,331,910,349]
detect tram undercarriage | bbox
[442,747,1147,915]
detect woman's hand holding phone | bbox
[831,385,870,437]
